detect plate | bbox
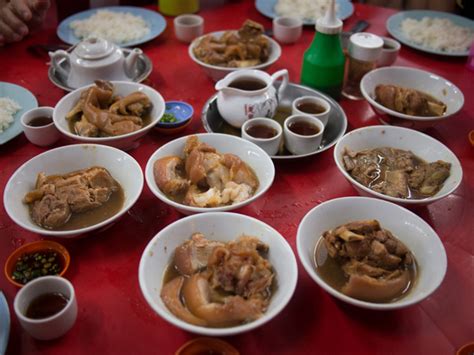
[0,292,10,355]
[0,83,38,145]
[386,10,474,56]
[255,0,354,25]
[201,82,347,160]
[57,6,167,47]
[48,49,153,91]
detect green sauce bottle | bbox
[300,0,345,100]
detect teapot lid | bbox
[75,37,115,60]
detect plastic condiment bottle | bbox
[300,0,345,100]
[342,32,383,100]
[158,0,199,16]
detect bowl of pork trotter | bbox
[3,144,143,238]
[334,125,463,207]
[53,80,165,150]
[139,212,298,335]
[361,66,464,130]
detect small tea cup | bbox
[21,106,60,147]
[273,16,303,44]
[241,117,282,156]
[284,114,324,155]
[377,37,401,67]
[292,96,331,126]
[174,14,204,43]
[14,276,77,340]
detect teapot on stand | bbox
[49,37,142,89]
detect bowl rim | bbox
[53,80,165,142]
[4,240,71,288]
[333,125,463,205]
[188,31,281,72]
[3,143,144,237]
[296,196,448,310]
[360,66,465,121]
[145,133,275,213]
[138,211,298,336]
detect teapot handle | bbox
[48,50,70,79]
[271,69,289,100]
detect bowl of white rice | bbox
[360,66,464,130]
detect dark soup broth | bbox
[228,77,267,91]
[246,124,277,139]
[28,116,53,127]
[25,292,69,319]
[296,101,326,114]
[288,120,320,136]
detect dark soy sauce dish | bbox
[228,77,267,91]
[288,120,320,136]
[245,124,277,139]
[27,116,53,127]
[296,101,326,114]
[26,292,69,319]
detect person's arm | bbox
[0,0,50,46]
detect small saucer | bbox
[48,49,153,91]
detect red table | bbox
[1,2,473,354]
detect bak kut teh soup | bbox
[28,116,53,127]
[288,120,320,136]
[246,124,277,139]
[228,77,267,91]
[296,101,326,114]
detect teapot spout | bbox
[124,48,142,78]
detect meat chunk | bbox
[323,220,415,302]
[24,167,119,229]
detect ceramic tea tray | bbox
[201,82,347,160]
[48,49,153,92]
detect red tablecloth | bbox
[1,2,473,354]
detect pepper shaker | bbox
[342,32,383,100]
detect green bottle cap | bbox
[316,0,342,35]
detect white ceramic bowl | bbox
[189,31,281,82]
[297,196,447,310]
[14,276,77,340]
[334,125,463,206]
[360,66,464,129]
[139,212,298,336]
[4,144,143,238]
[53,81,165,150]
[145,133,275,215]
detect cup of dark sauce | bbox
[21,106,60,146]
[283,114,325,155]
[241,117,283,156]
[14,276,77,340]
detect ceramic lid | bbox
[74,37,116,60]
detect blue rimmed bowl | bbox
[155,101,194,134]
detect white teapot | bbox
[49,37,142,89]
[215,69,289,128]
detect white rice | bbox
[69,10,150,44]
[0,97,21,133]
[275,0,339,22]
[401,17,474,53]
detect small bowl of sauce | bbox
[20,106,60,147]
[241,117,282,156]
[4,240,70,287]
[292,96,331,126]
[14,276,77,340]
[283,114,325,155]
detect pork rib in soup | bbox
[23,167,124,230]
[315,220,417,303]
